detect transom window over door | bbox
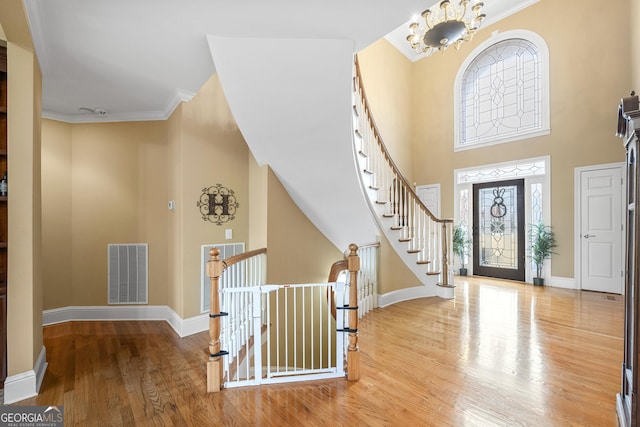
[454,30,550,151]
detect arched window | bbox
[454,30,550,151]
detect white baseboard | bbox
[550,276,577,290]
[42,306,209,338]
[378,285,436,307]
[4,346,47,404]
[166,308,208,337]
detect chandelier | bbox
[406,0,486,56]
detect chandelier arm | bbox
[458,0,468,20]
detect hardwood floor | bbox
[15,276,623,426]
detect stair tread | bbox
[382,214,395,218]
[416,260,431,265]
[363,169,374,175]
[390,226,403,231]
[407,249,420,254]
[369,186,380,190]
[354,129,363,138]
[399,238,411,242]
[426,271,441,276]
[358,150,368,158]
[375,201,386,205]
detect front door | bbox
[579,166,623,294]
[473,179,525,281]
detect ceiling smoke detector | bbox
[79,107,108,115]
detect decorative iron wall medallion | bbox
[197,184,239,225]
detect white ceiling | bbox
[23,0,537,123]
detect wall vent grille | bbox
[108,244,148,304]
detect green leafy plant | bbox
[452,223,472,270]
[529,222,557,279]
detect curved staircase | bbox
[352,57,454,299]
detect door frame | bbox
[454,156,551,282]
[574,162,625,293]
[472,179,526,281]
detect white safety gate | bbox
[220,281,349,388]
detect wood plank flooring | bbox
[14,276,623,426]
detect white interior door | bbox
[416,184,440,218]
[579,166,623,294]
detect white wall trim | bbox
[550,276,577,290]
[378,286,436,308]
[4,346,47,404]
[42,306,208,338]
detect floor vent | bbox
[201,243,245,313]
[108,244,148,304]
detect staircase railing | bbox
[207,244,360,392]
[328,241,379,319]
[206,248,267,392]
[353,56,453,286]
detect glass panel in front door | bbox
[473,179,525,281]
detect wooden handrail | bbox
[221,247,267,268]
[327,259,347,319]
[354,56,452,226]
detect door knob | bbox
[584,234,596,238]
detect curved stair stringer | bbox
[207,36,378,251]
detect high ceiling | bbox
[22,0,537,123]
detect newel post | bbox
[441,222,450,287]
[207,248,225,392]
[347,243,360,381]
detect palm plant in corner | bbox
[453,223,472,276]
[529,222,557,286]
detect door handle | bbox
[584,234,596,238]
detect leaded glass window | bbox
[455,31,550,150]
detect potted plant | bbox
[452,223,472,276]
[529,222,557,286]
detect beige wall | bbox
[166,102,184,316]
[359,0,631,279]
[41,120,72,309]
[356,39,415,179]
[378,233,422,294]
[42,120,168,308]
[248,152,268,250]
[0,0,44,377]
[174,74,249,317]
[265,167,343,284]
